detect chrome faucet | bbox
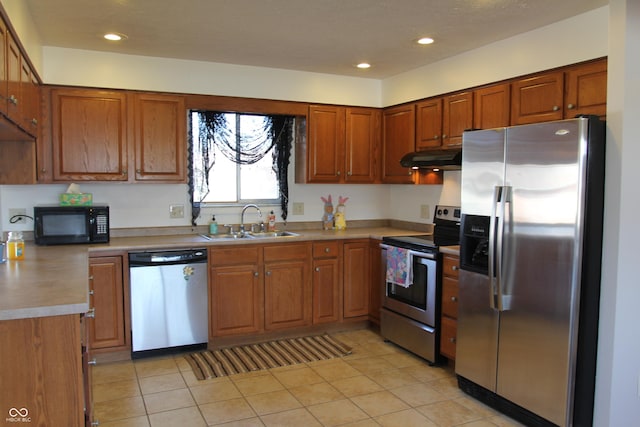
[240,204,262,233]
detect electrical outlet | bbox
[292,202,304,215]
[169,204,184,219]
[9,208,27,224]
[420,204,430,219]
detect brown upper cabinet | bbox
[132,93,186,182]
[301,105,380,183]
[415,98,442,150]
[416,92,473,150]
[382,103,415,184]
[45,87,187,183]
[50,88,129,181]
[511,58,607,125]
[442,91,473,148]
[564,59,607,119]
[474,83,511,130]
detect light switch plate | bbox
[292,202,304,215]
[169,204,184,218]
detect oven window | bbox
[386,256,430,310]
[42,214,86,236]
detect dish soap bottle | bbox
[209,215,218,235]
[267,211,276,232]
[7,231,25,260]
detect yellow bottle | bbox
[7,231,25,260]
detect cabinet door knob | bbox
[450,296,457,302]
[86,308,96,318]
[434,134,439,139]
[451,265,458,271]
[449,337,456,343]
[254,272,259,277]
[89,289,94,296]
[88,358,97,366]
[347,171,352,176]
[407,170,413,176]
[325,247,330,253]
[266,271,271,276]
[552,105,560,111]
[336,171,341,176]
[442,134,447,138]
[567,103,575,109]
[315,267,320,272]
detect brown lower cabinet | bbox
[440,253,460,360]
[343,240,370,318]
[88,255,129,352]
[0,315,85,426]
[208,239,374,339]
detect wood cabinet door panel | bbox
[264,260,311,330]
[416,98,443,149]
[343,241,370,318]
[440,316,457,360]
[6,33,21,124]
[511,71,564,125]
[133,93,186,181]
[0,315,84,426]
[443,92,473,147]
[474,83,511,129]
[345,107,379,183]
[382,104,415,184]
[442,276,459,319]
[313,258,341,324]
[89,256,126,349]
[307,105,345,182]
[564,59,607,118]
[210,264,263,337]
[0,18,7,116]
[51,89,128,181]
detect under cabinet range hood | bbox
[400,149,462,170]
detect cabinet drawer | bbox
[442,254,459,278]
[264,242,310,262]
[440,316,457,360]
[209,246,260,266]
[313,241,340,258]
[441,277,459,319]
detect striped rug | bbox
[184,334,352,380]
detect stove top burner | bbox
[383,205,461,252]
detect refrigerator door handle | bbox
[496,186,512,311]
[489,186,501,310]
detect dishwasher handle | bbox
[129,249,207,266]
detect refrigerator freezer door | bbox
[457,127,506,391]
[496,119,587,426]
[456,269,499,390]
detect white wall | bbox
[42,47,383,108]
[593,0,640,425]
[382,6,609,106]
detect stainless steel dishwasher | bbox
[129,249,208,357]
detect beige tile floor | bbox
[92,328,525,427]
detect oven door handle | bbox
[379,243,436,260]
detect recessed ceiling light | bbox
[356,62,371,69]
[417,37,435,45]
[104,32,127,41]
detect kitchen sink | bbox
[200,231,299,240]
[245,231,300,238]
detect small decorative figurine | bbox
[334,196,349,230]
[321,195,334,230]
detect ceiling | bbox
[23,0,607,79]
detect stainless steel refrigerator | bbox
[456,116,605,427]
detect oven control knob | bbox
[443,208,449,215]
[437,209,442,215]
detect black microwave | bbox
[34,205,110,245]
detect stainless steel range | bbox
[380,205,460,364]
